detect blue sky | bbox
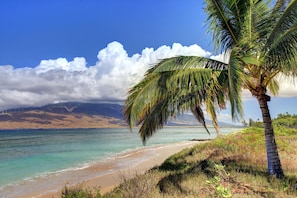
[0,0,211,68]
[0,0,296,123]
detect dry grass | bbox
[61,184,103,198]
[104,127,297,198]
[60,127,297,197]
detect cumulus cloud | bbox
[0,41,211,110]
[275,75,297,97]
[210,52,230,63]
[0,41,296,111]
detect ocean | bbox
[0,127,240,196]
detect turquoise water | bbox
[0,127,240,189]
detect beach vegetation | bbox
[59,123,297,197]
[61,184,103,198]
[114,172,159,198]
[105,126,297,197]
[123,0,297,178]
[248,118,264,128]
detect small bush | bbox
[61,184,103,198]
[205,163,232,198]
[115,172,156,198]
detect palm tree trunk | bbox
[257,94,284,178]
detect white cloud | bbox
[0,41,211,110]
[275,75,297,97]
[210,51,230,63]
[36,57,87,74]
[0,41,296,111]
[240,73,297,100]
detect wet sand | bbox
[1,141,201,198]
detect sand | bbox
[1,141,201,198]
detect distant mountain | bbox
[0,102,234,130]
[0,102,126,130]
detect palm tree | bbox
[124,0,297,178]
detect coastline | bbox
[0,141,202,198]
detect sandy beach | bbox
[0,141,201,198]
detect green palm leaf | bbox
[266,0,297,48]
[205,0,238,51]
[228,49,244,120]
[124,56,231,143]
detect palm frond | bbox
[255,1,275,40]
[266,22,297,75]
[267,78,280,96]
[265,0,297,51]
[205,96,219,135]
[135,68,214,143]
[147,56,227,73]
[191,105,210,135]
[138,98,170,144]
[204,0,238,51]
[136,68,225,143]
[124,56,231,143]
[123,72,161,129]
[227,49,244,120]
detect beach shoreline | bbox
[1,141,202,198]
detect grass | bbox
[62,127,297,197]
[61,184,103,198]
